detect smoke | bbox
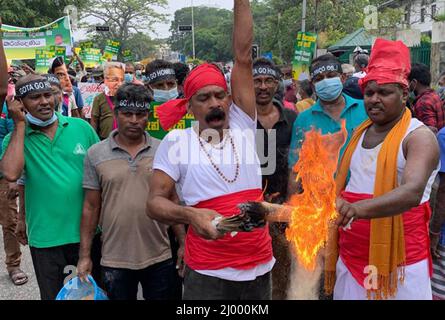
[286,248,324,300]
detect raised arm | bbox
[230,0,255,119]
[0,17,8,107]
[147,169,222,240]
[336,127,439,226]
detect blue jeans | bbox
[102,258,178,300]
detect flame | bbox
[284,122,347,271]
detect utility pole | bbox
[191,0,196,60]
[278,13,283,61]
[302,0,307,32]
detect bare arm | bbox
[0,17,8,107]
[77,189,101,281]
[230,0,255,119]
[79,190,101,259]
[337,127,439,225]
[147,170,221,240]
[432,172,445,232]
[76,53,85,71]
[1,97,26,182]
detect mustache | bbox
[205,108,226,123]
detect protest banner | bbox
[292,32,317,81]
[103,40,121,61]
[35,48,55,74]
[1,16,72,60]
[77,83,104,119]
[80,48,102,68]
[147,102,195,142]
[122,49,133,62]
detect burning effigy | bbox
[214,123,347,299]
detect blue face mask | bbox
[153,88,178,102]
[314,77,343,102]
[124,73,134,83]
[26,112,58,127]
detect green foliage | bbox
[0,0,89,27]
[169,6,233,62]
[82,0,167,58]
[169,0,381,63]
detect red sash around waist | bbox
[184,189,273,271]
[339,191,432,288]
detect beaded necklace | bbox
[198,132,240,184]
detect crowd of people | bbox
[0,0,445,301]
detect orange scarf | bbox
[325,108,412,299]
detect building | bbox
[381,0,445,35]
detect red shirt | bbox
[412,89,445,130]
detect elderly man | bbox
[326,39,439,300]
[1,74,100,299]
[90,62,125,140]
[146,0,274,300]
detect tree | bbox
[0,0,89,27]
[82,0,168,56]
[169,6,233,62]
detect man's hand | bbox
[7,182,18,200]
[430,232,441,260]
[335,197,365,228]
[77,257,93,283]
[176,241,185,278]
[20,64,35,75]
[189,208,224,240]
[15,218,28,246]
[5,95,26,124]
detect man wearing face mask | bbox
[145,59,195,143]
[91,62,125,140]
[0,75,100,299]
[125,62,144,86]
[288,54,368,196]
[408,63,445,134]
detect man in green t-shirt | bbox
[1,74,100,300]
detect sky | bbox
[74,0,234,41]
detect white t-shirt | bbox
[154,103,262,205]
[153,103,274,281]
[345,118,439,203]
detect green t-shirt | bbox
[146,101,195,141]
[1,113,100,248]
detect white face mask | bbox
[153,88,179,102]
[296,92,302,101]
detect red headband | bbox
[156,63,228,131]
[359,38,411,92]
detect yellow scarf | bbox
[325,108,412,299]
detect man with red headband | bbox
[325,38,439,300]
[146,0,274,300]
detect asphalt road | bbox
[0,234,40,300]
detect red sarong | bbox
[339,191,433,288]
[184,189,273,270]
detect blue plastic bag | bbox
[56,275,108,300]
